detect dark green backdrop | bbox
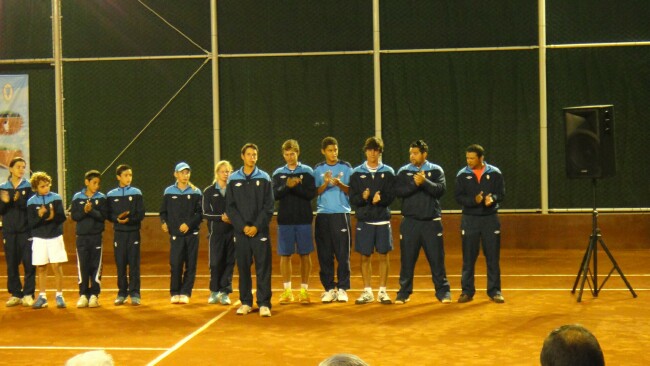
[1,0,648,211]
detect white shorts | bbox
[32,235,68,265]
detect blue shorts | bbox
[354,222,393,256]
[277,224,314,256]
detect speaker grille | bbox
[563,105,615,179]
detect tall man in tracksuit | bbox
[226,143,275,317]
[160,162,203,304]
[107,164,145,306]
[349,137,396,305]
[70,170,107,308]
[455,144,506,304]
[394,140,451,304]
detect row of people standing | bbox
[189,136,506,318]
[1,161,144,309]
[2,136,505,315]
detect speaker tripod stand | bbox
[571,179,637,302]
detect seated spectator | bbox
[540,324,605,366]
[319,353,369,366]
[65,350,114,366]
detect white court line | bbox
[146,300,240,366]
[0,346,166,351]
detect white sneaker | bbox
[6,296,22,307]
[355,291,374,305]
[236,304,252,315]
[22,295,34,307]
[337,289,348,302]
[76,295,89,308]
[377,291,392,304]
[171,295,180,304]
[179,295,190,304]
[88,295,100,308]
[259,306,272,317]
[321,289,338,303]
[208,291,222,304]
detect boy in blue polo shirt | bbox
[313,137,353,303]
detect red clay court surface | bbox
[1,247,648,365]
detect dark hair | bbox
[321,136,338,150]
[7,156,26,179]
[540,324,605,366]
[363,136,383,153]
[466,144,485,158]
[409,139,428,154]
[116,164,132,176]
[241,143,259,155]
[84,170,101,181]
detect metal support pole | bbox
[372,0,382,139]
[538,0,549,214]
[51,0,66,206]
[210,0,221,164]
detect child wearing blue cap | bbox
[160,162,203,304]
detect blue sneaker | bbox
[220,293,231,305]
[32,296,48,309]
[56,295,66,308]
[131,296,141,306]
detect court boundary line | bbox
[0,346,166,351]
[145,300,240,366]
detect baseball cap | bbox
[175,162,191,172]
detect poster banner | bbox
[0,75,29,176]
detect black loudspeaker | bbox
[564,105,616,179]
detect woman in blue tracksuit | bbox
[202,160,235,306]
[0,157,35,307]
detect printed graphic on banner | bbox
[0,75,29,174]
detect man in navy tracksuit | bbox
[160,162,203,304]
[226,143,274,317]
[349,137,396,305]
[107,164,145,306]
[455,144,505,304]
[394,140,451,304]
[70,170,107,308]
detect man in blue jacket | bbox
[226,143,275,317]
[455,144,505,304]
[394,140,451,304]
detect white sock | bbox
[39,292,46,299]
[364,287,372,294]
[301,283,308,289]
[379,287,387,294]
[56,292,63,297]
[283,282,291,290]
